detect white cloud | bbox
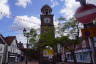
[53,17,59,28]
[12,15,59,32]
[60,0,96,19]
[15,0,32,8]
[41,0,59,8]
[87,0,96,5]
[16,33,27,44]
[12,16,40,31]
[0,0,11,19]
[12,16,40,44]
[60,0,80,19]
[51,0,59,8]
[12,15,59,44]
[60,0,65,2]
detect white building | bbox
[5,36,21,62]
[0,34,8,64]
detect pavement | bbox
[58,62,92,64]
[16,61,39,64]
[15,61,92,64]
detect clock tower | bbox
[40,5,55,42]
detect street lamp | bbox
[23,28,29,64]
[73,21,79,64]
[23,28,29,48]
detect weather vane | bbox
[76,0,86,6]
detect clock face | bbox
[44,17,50,23]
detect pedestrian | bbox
[52,53,57,64]
[42,57,50,64]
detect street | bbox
[16,61,39,64]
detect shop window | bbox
[93,37,96,47]
[67,54,73,61]
[78,52,91,63]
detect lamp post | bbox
[72,20,79,64]
[23,28,29,48]
[73,33,78,64]
[23,28,29,64]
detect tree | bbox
[57,17,82,64]
[24,28,38,48]
[29,28,38,43]
[57,18,81,37]
[39,27,55,48]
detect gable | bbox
[0,38,4,44]
[0,35,5,44]
[5,36,16,45]
[10,39,17,48]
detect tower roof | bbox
[41,5,52,15]
[5,36,16,45]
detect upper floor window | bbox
[93,37,96,47]
[0,38,3,44]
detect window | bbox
[93,37,96,47]
[0,47,2,51]
[77,52,91,63]
[0,39,3,44]
[0,56,2,63]
[67,54,73,61]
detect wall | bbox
[8,40,21,54]
[66,49,91,63]
[0,44,5,64]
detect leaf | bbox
[58,17,66,21]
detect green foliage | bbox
[38,26,55,46]
[62,18,78,32]
[58,17,66,21]
[57,17,82,42]
[38,17,82,51]
[40,31,55,47]
[29,38,36,43]
[30,28,37,38]
[25,28,38,47]
[55,36,69,44]
[39,17,81,48]
[63,37,81,51]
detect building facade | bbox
[63,38,93,64]
[0,34,7,64]
[40,5,55,42]
[5,36,22,63]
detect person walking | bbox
[52,53,57,64]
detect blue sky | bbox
[0,0,64,36]
[0,0,96,43]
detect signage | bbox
[8,53,16,57]
[81,27,96,38]
[75,4,96,24]
[43,49,54,57]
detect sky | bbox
[0,0,96,43]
